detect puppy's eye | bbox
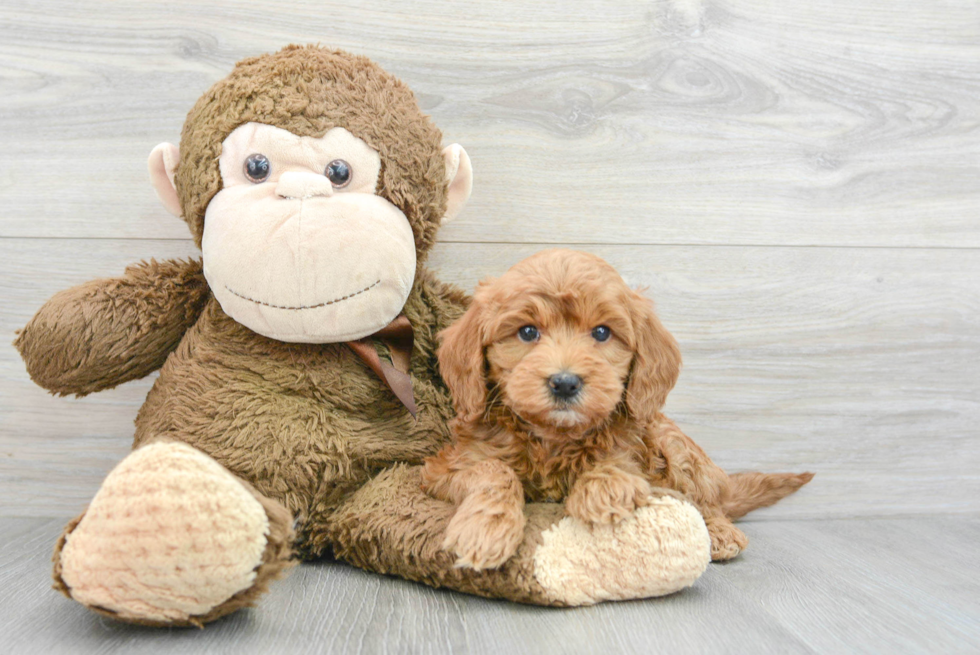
[325,159,352,188]
[244,153,271,183]
[591,325,612,342]
[517,325,540,343]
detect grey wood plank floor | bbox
[1,516,977,655]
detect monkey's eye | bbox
[245,152,272,184]
[517,325,540,343]
[591,326,612,342]
[325,159,352,188]
[244,153,271,183]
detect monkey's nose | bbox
[548,372,583,401]
[276,172,335,199]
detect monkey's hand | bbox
[15,258,209,396]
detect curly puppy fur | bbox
[423,249,813,569]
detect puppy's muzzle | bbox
[548,372,582,401]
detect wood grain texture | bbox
[0,0,977,246]
[3,239,978,518]
[1,1,979,651]
[1,516,977,654]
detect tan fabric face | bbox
[203,123,416,343]
[219,123,382,194]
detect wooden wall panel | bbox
[0,0,977,246]
[2,239,977,518]
[0,0,977,520]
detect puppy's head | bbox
[438,249,681,431]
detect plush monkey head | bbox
[148,45,472,343]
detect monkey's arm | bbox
[15,258,209,396]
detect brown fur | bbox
[423,249,813,567]
[14,46,487,624]
[15,47,728,623]
[14,258,209,396]
[13,47,467,561]
[326,464,565,606]
[131,272,465,558]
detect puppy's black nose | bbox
[549,372,582,400]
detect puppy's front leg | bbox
[566,457,652,525]
[422,454,526,571]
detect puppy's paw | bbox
[443,492,526,571]
[566,473,652,525]
[706,519,749,561]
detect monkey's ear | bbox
[442,144,472,225]
[148,143,182,217]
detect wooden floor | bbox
[1,516,977,654]
[1,1,978,653]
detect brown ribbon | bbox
[346,315,417,418]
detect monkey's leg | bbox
[53,441,295,627]
[326,465,711,606]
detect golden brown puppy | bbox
[422,249,813,570]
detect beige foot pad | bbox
[532,495,711,605]
[58,442,271,624]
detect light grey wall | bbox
[2,0,978,519]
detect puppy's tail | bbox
[723,471,814,520]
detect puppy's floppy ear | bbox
[437,288,490,422]
[625,290,682,424]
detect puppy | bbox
[422,249,812,570]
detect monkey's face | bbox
[148,48,473,344]
[201,122,416,343]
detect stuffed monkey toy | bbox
[15,45,710,627]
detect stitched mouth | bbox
[224,279,381,311]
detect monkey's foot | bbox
[55,441,295,626]
[532,493,711,604]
